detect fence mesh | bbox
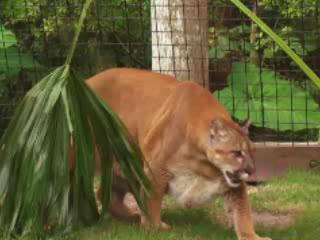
[0,0,319,143]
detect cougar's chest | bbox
[168,169,228,208]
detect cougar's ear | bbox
[240,119,251,135]
[209,118,227,142]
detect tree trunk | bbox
[151,0,209,88]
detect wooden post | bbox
[151,0,209,88]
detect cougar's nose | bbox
[244,163,255,175]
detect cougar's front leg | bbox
[223,183,271,240]
[140,164,171,230]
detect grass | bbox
[20,169,320,240]
[249,169,320,240]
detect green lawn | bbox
[23,169,320,240]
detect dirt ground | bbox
[215,208,298,229]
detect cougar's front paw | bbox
[159,221,171,230]
[239,235,272,240]
[140,217,171,230]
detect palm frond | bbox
[231,0,320,89]
[0,0,149,237]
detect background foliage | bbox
[0,0,319,141]
[214,62,319,131]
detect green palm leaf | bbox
[0,0,149,238]
[231,0,320,139]
[230,0,320,89]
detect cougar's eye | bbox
[231,150,242,157]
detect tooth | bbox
[240,173,249,180]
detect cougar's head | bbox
[206,118,255,188]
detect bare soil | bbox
[215,208,298,229]
[252,211,296,228]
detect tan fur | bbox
[85,68,271,240]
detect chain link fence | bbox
[0,0,319,143]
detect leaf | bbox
[0,24,39,79]
[208,27,248,59]
[0,0,150,237]
[288,38,304,56]
[229,24,251,37]
[230,0,320,90]
[0,63,150,237]
[0,25,17,48]
[0,47,37,76]
[263,48,275,59]
[209,46,226,59]
[214,62,320,131]
[303,31,319,53]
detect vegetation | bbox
[15,169,320,240]
[209,0,320,137]
[0,0,150,71]
[0,0,319,237]
[214,62,319,130]
[1,0,319,138]
[210,0,320,67]
[0,1,149,238]
[0,25,39,97]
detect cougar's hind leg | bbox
[97,174,140,222]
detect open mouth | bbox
[224,170,249,188]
